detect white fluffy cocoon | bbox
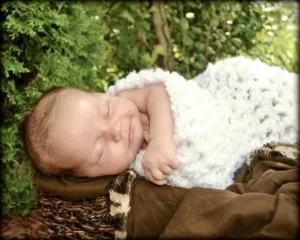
[107,56,298,189]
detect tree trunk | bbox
[152,0,174,71]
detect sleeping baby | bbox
[22,56,298,189]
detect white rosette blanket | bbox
[107,56,298,189]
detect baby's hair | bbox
[20,86,73,176]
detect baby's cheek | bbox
[110,144,131,167]
[133,118,146,148]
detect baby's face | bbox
[49,89,144,177]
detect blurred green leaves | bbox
[166,1,298,78]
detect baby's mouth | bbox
[128,121,131,141]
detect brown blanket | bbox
[32,142,299,239]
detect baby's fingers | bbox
[145,169,167,186]
[169,158,180,169]
[154,179,168,185]
[151,168,166,181]
[160,165,173,175]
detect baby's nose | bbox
[109,121,121,142]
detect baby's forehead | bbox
[58,89,97,105]
[63,88,94,98]
[55,89,108,117]
[50,90,98,138]
[58,90,93,110]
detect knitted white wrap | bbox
[107,56,298,189]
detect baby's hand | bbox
[142,136,180,185]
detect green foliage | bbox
[104,1,157,72]
[1,0,298,216]
[165,1,298,78]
